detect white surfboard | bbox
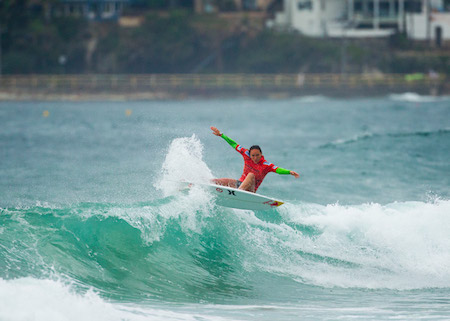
[180,181,284,210]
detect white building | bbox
[52,0,130,20]
[270,0,450,41]
[406,3,450,42]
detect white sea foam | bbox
[155,135,214,197]
[389,92,449,103]
[241,199,450,290]
[293,95,329,103]
[325,132,374,147]
[0,278,131,321]
[0,278,233,321]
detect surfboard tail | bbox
[264,200,284,207]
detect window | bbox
[243,0,257,10]
[405,0,422,13]
[298,1,312,10]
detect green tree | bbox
[100,11,201,73]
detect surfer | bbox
[210,126,300,193]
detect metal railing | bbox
[0,73,445,92]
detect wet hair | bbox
[249,145,262,154]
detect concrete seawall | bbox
[0,74,447,100]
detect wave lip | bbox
[0,278,123,321]
[0,277,233,321]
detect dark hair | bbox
[249,145,262,153]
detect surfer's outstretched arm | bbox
[275,167,300,178]
[210,126,238,149]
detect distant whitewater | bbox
[389,92,450,103]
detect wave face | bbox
[2,198,450,302]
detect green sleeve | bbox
[276,167,291,175]
[221,133,238,149]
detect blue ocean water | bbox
[1,94,449,320]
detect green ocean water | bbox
[1,95,450,320]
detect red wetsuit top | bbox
[237,146,278,191]
[221,134,291,192]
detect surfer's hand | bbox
[211,126,222,136]
[290,171,300,178]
